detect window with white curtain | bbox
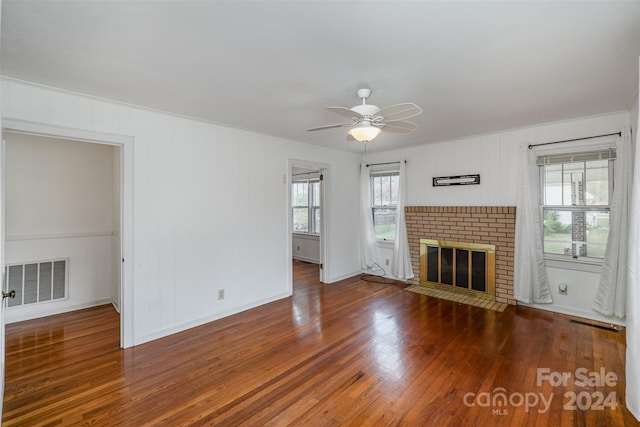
[292,180,320,234]
[538,149,615,260]
[371,170,399,240]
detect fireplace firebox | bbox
[420,239,496,301]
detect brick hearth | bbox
[405,206,516,305]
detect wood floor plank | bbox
[3,260,636,426]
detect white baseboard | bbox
[292,255,320,264]
[325,270,362,284]
[519,302,626,327]
[5,299,112,324]
[134,292,292,346]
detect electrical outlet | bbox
[297,246,300,252]
[558,283,568,295]
[385,259,390,266]
[218,289,225,300]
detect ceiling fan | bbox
[307,88,422,143]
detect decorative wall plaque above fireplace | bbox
[432,174,480,186]
[420,239,496,301]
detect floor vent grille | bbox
[4,259,68,307]
[569,319,620,332]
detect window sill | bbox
[543,255,602,274]
[376,240,395,248]
[292,232,320,239]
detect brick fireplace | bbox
[405,206,516,305]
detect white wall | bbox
[292,233,320,263]
[4,133,116,322]
[366,111,630,324]
[1,78,361,345]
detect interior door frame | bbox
[287,159,330,287]
[1,119,135,348]
[1,136,6,414]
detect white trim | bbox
[1,76,266,136]
[324,270,362,284]
[0,119,134,348]
[135,292,290,345]
[287,159,330,284]
[6,231,114,241]
[319,167,329,282]
[292,233,320,241]
[432,111,628,148]
[544,257,603,274]
[2,118,131,146]
[1,135,6,415]
[537,138,616,274]
[4,299,112,324]
[519,302,625,327]
[292,256,320,264]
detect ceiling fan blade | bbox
[376,103,422,122]
[382,120,417,133]
[307,123,351,132]
[326,106,363,120]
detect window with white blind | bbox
[538,148,615,260]
[371,169,399,241]
[292,180,320,234]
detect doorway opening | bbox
[288,160,329,288]
[1,119,133,348]
[3,132,121,322]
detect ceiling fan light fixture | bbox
[348,122,381,142]
[307,87,421,141]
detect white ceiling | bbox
[2,1,639,153]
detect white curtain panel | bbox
[514,145,552,303]
[626,60,640,422]
[391,162,414,280]
[360,163,380,269]
[594,130,632,318]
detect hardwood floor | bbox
[3,260,636,426]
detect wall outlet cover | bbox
[558,283,568,295]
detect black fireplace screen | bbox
[421,239,495,298]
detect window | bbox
[538,149,615,260]
[292,179,320,234]
[371,171,399,240]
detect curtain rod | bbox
[528,131,621,150]
[366,160,407,167]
